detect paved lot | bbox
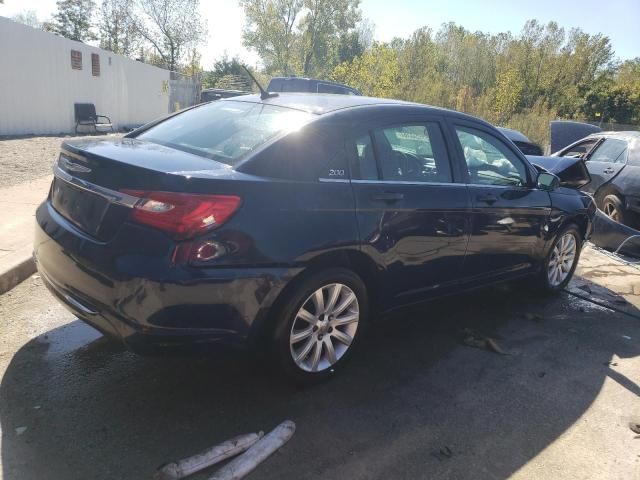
[0,256,638,479]
[0,134,123,293]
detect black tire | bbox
[601,194,632,226]
[534,224,583,293]
[271,268,368,385]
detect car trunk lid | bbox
[52,138,246,241]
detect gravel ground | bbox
[0,134,121,188]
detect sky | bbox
[1,0,638,67]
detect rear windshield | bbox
[137,101,314,166]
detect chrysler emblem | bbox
[59,154,92,173]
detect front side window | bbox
[455,126,527,186]
[137,101,313,166]
[588,138,628,164]
[373,123,452,183]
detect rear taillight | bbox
[122,190,241,239]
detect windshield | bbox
[137,101,314,166]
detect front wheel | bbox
[271,268,368,385]
[537,225,583,292]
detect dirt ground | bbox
[0,269,638,480]
[0,134,121,188]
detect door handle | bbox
[603,167,615,174]
[372,192,404,202]
[476,193,498,204]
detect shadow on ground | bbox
[1,282,639,479]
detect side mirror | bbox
[537,171,561,190]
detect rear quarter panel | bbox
[208,178,359,266]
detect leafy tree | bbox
[135,0,207,72]
[330,43,399,98]
[99,0,140,56]
[327,19,636,148]
[336,18,373,64]
[240,0,366,76]
[203,55,252,90]
[44,0,97,42]
[11,10,42,29]
[240,0,303,74]
[493,68,523,122]
[298,0,361,75]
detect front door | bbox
[449,123,552,281]
[349,118,470,306]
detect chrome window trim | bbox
[53,164,140,208]
[322,178,534,189]
[351,179,465,187]
[461,183,531,189]
[318,178,350,183]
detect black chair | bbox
[74,103,114,134]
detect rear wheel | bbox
[602,194,629,225]
[272,268,368,384]
[601,193,638,228]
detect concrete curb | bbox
[0,254,36,295]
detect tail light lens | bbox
[121,190,241,240]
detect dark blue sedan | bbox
[34,94,596,383]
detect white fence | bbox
[0,16,170,136]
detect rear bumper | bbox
[34,201,300,353]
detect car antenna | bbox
[242,65,278,100]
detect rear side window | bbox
[353,134,378,180]
[455,126,528,186]
[374,123,452,183]
[137,101,313,166]
[350,123,451,183]
[317,83,349,95]
[589,138,627,164]
[271,78,310,92]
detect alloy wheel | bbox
[603,201,621,222]
[289,283,360,373]
[547,232,577,287]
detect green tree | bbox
[240,0,303,74]
[99,0,140,56]
[44,0,97,42]
[135,0,207,72]
[298,0,361,76]
[240,0,365,76]
[330,42,399,98]
[203,55,253,90]
[493,68,524,122]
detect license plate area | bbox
[51,177,109,236]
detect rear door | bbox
[349,116,470,305]
[582,138,628,195]
[448,121,552,280]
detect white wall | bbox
[0,16,170,135]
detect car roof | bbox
[590,131,640,141]
[221,93,479,119]
[497,127,531,143]
[270,76,349,85]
